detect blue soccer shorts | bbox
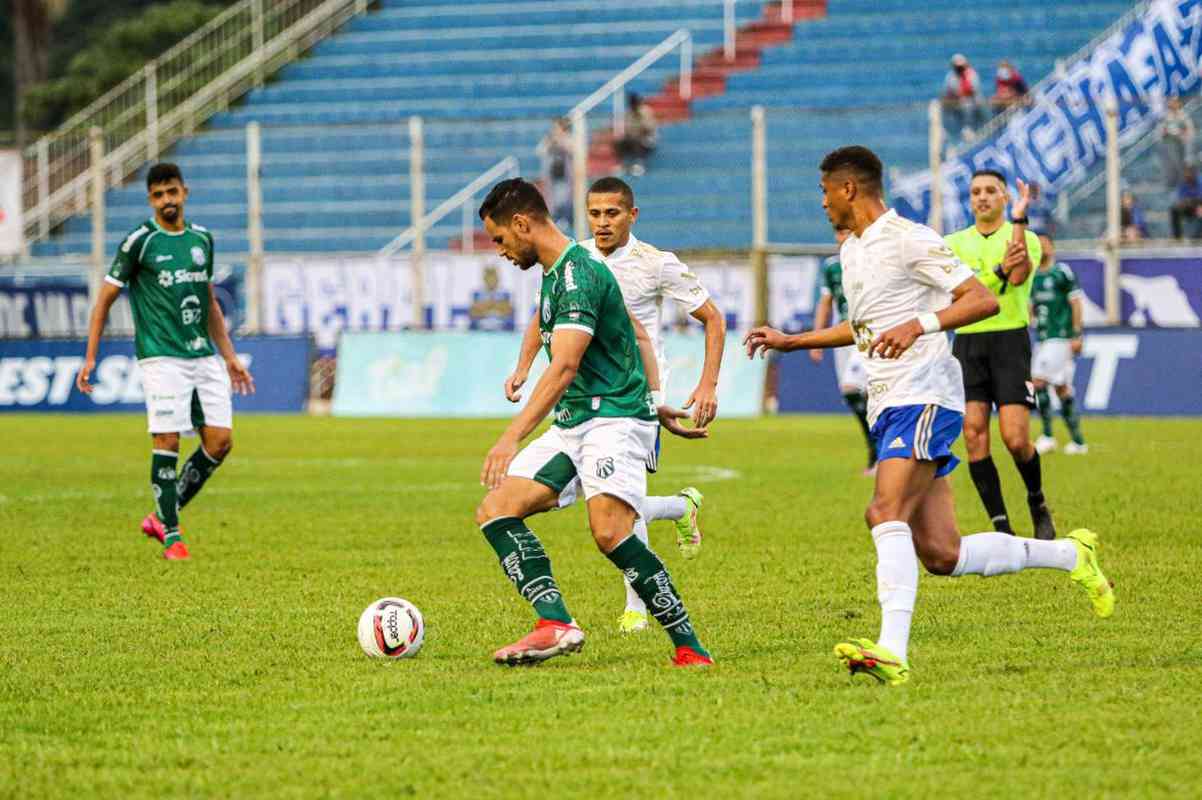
[870,404,963,477]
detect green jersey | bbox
[819,255,848,321]
[1031,262,1082,341]
[107,219,216,360]
[538,242,655,428]
[945,222,1042,334]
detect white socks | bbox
[872,521,918,662]
[644,495,688,522]
[623,516,651,613]
[951,532,1078,577]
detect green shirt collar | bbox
[545,240,578,275]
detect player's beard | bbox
[516,244,539,270]
[160,205,180,223]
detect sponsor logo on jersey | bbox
[191,246,206,267]
[888,436,906,450]
[157,269,209,289]
[564,261,577,291]
[180,295,202,325]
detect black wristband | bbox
[1011,215,1030,225]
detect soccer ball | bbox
[357,597,425,659]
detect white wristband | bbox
[918,312,941,335]
[650,390,665,407]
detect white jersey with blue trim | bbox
[582,234,710,373]
[839,209,976,426]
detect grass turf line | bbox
[1,414,1199,798]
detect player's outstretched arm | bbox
[208,294,255,395]
[628,312,706,440]
[684,299,725,428]
[869,276,998,359]
[744,321,854,359]
[76,282,122,394]
[505,310,542,403]
[481,328,590,489]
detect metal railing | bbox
[569,28,695,237]
[962,0,1151,149]
[379,156,520,257]
[22,0,370,246]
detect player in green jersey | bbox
[77,163,254,560]
[1030,234,1087,455]
[473,178,712,667]
[945,170,1056,540]
[811,224,877,473]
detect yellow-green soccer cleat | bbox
[1067,528,1115,618]
[674,487,704,560]
[618,609,648,633]
[834,638,910,686]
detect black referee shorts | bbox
[952,328,1035,408]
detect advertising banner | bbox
[0,336,310,413]
[264,252,822,353]
[332,331,767,418]
[894,0,1202,230]
[777,328,1202,416]
[0,150,22,257]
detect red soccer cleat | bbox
[141,513,167,544]
[162,541,190,561]
[492,619,584,666]
[672,646,714,667]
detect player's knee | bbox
[1055,386,1073,400]
[475,491,525,527]
[208,435,232,460]
[152,433,180,452]
[921,546,959,576]
[1001,429,1029,456]
[590,526,625,554]
[1032,378,1047,390]
[864,499,900,529]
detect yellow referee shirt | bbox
[944,222,1042,334]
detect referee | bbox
[945,170,1055,539]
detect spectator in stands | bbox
[1120,190,1149,243]
[1170,165,1202,240]
[941,53,986,141]
[614,92,658,176]
[1159,96,1194,189]
[538,117,573,227]
[990,59,1029,114]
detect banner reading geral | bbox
[0,151,24,257]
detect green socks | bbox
[1035,387,1054,437]
[481,517,573,624]
[606,534,708,655]
[1060,395,1085,445]
[177,446,222,510]
[151,450,181,546]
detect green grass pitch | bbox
[2,414,1200,798]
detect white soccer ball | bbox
[357,597,425,659]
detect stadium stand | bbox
[31,0,1135,257]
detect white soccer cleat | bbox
[1064,442,1089,455]
[1035,435,1057,455]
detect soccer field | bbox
[2,414,1199,798]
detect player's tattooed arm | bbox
[505,310,542,403]
[208,293,255,395]
[684,299,724,428]
[744,321,854,359]
[76,282,123,395]
[482,328,590,488]
[868,276,998,359]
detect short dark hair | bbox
[971,168,1008,185]
[478,177,549,224]
[819,146,883,193]
[147,162,184,190]
[587,176,635,209]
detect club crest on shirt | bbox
[542,296,552,323]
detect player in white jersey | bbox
[507,176,726,633]
[744,146,1114,685]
